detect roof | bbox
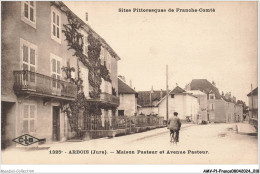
[188,79,221,99]
[118,78,137,94]
[137,90,167,107]
[185,90,207,96]
[53,2,121,61]
[169,86,186,94]
[247,87,258,96]
[156,86,197,106]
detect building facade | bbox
[157,86,199,121]
[1,1,120,149]
[185,79,243,123]
[137,90,166,115]
[186,90,207,123]
[117,77,138,116]
[247,87,258,128]
[247,87,258,119]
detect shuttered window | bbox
[51,7,61,43]
[50,54,62,90]
[20,38,37,83]
[23,104,36,133]
[21,1,36,28]
[83,34,88,56]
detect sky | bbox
[65,1,258,104]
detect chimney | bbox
[233,96,236,103]
[85,12,88,22]
[160,89,163,99]
[118,75,126,82]
[129,80,132,88]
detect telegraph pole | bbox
[166,65,169,124]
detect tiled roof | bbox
[137,90,167,107]
[118,78,137,94]
[169,86,186,94]
[247,87,258,96]
[189,79,221,99]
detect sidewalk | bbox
[235,123,257,135]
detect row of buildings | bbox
[118,78,244,124]
[1,1,247,149]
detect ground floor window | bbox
[23,104,36,133]
[118,110,124,116]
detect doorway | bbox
[1,101,15,149]
[52,106,60,141]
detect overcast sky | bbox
[65,1,258,104]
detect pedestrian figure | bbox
[168,112,182,144]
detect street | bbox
[2,123,258,164]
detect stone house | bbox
[1,1,120,149]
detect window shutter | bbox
[23,105,29,133]
[52,59,56,73]
[57,60,60,74]
[30,48,35,65]
[30,105,35,118]
[30,105,35,132]
[24,105,29,118]
[23,45,28,63]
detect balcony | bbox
[88,92,119,107]
[13,70,77,101]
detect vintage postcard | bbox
[1,0,258,169]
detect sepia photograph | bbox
[0,0,258,170]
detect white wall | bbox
[138,107,158,115]
[118,94,137,116]
[158,94,199,121]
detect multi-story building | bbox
[185,79,243,123]
[1,1,120,149]
[247,87,258,128]
[247,87,258,119]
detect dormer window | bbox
[209,94,215,100]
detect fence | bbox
[80,115,164,139]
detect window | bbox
[118,110,124,116]
[209,94,215,100]
[50,53,62,95]
[82,32,88,56]
[21,1,36,28]
[23,104,36,133]
[51,7,61,43]
[211,104,214,110]
[106,52,111,72]
[20,38,37,86]
[171,94,175,98]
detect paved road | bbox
[2,123,258,164]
